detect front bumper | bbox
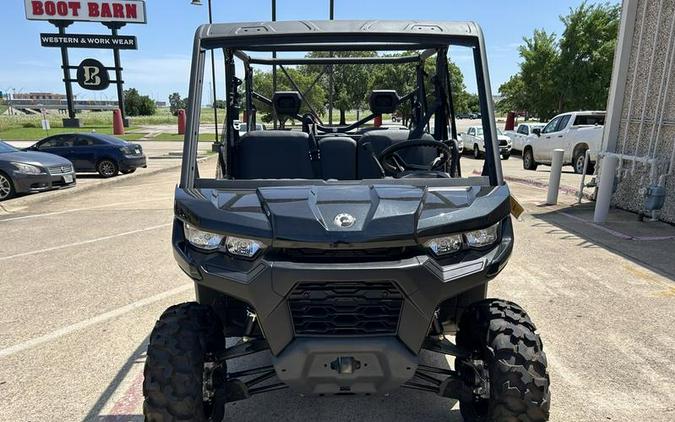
[12,171,76,193]
[499,145,512,154]
[174,217,513,393]
[120,155,147,171]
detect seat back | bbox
[319,137,357,180]
[356,130,437,179]
[233,131,314,179]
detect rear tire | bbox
[573,150,594,175]
[523,149,538,171]
[473,145,482,159]
[456,299,550,422]
[0,171,16,201]
[97,160,119,178]
[143,302,225,422]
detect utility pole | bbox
[328,0,334,126]
[272,0,277,129]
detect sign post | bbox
[25,0,146,128]
[105,22,129,126]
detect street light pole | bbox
[272,0,277,129]
[328,0,335,126]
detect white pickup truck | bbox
[504,123,545,153]
[522,111,605,174]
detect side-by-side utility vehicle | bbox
[143,20,550,422]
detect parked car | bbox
[238,123,266,136]
[463,126,512,159]
[504,123,545,153]
[522,111,605,174]
[0,140,76,201]
[27,133,147,178]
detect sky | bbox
[0,0,620,103]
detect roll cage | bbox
[181,20,504,188]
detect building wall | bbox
[603,0,675,223]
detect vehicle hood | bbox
[175,183,511,248]
[498,135,511,142]
[0,151,71,167]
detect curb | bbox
[0,155,215,214]
[471,170,594,201]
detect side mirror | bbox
[532,128,541,136]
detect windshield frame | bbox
[181,20,504,189]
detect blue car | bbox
[28,133,147,178]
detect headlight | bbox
[226,236,265,258]
[12,162,43,175]
[424,222,500,256]
[183,223,224,250]
[425,234,463,256]
[465,222,500,248]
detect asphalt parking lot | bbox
[1,155,674,421]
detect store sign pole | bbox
[25,1,146,129]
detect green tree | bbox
[168,92,188,116]
[370,52,468,125]
[303,51,377,125]
[252,68,327,126]
[124,88,156,116]
[519,29,561,120]
[498,2,620,120]
[497,74,528,115]
[558,1,621,111]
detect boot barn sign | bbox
[25,0,147,24]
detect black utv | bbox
[143,20,550,422]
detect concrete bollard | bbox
[593,155,619,223]
[546,149,564,205]
[112,109,125,136]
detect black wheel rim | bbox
[576,155,585,173]
[0,174,11,199]
[100,161,115,176]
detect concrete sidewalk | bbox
[508,176,675,279]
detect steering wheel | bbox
[378,139,453,176]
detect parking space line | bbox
[0,284,191,359]
[0,198,172,223]
[0,223,172,261]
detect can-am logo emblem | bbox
[334,213,356,228]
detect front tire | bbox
[143,302,226,422]
[97,160,119,178]
[456,299,550,422]
[473,145,482,159]
[501,153,510,160]
[0,171,16,201]
[523,149,538,171]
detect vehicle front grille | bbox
[47,164,73,175]
[499,140,508,146]
[289,281,403,336]
[275,247,413,262]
